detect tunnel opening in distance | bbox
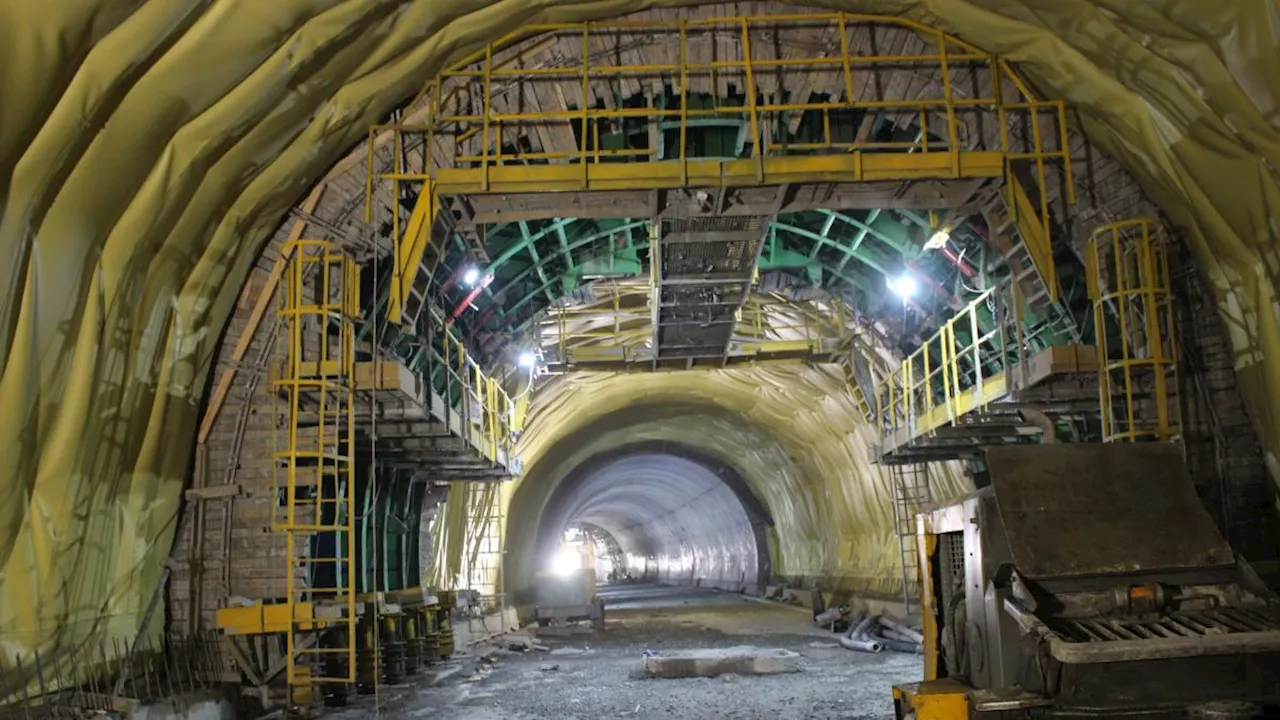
[521,442,774,603]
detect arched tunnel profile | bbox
[518,440,774,597]
[3,1,1280,717]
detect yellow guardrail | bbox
[367,13,1075,328]
[434,311,523,465]
[876,284,1025,447]
[538,291,851,368]
[1085,218,1179,443]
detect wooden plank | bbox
[197,184,324,444]
[185,484,243,501]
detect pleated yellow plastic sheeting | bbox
[1,0,1278,669]
[507,366,972,597]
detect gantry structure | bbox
[183,7,1273,716]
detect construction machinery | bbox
[533,542,606,630]
[893,444,1280,719]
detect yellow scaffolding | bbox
[536,280,853,369]
[1086,219,1181,443]
[877,283,1024,448]
[435,320,524,465]
[370,13,1074,325]
[271,240,360,695]
[463,483,506,635]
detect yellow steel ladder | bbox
[274,240,360,702]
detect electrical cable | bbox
[369,144,385,720]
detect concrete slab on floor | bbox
[324,585,921,720]
[641,645,802,678]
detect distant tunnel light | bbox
[462,266,482,287]
[552,548,582,576]
[518,351,537,368]
[887,273,919,300]
[924,228,951,250]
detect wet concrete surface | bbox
[329,585,920,719]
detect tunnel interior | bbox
[526,443,773,597]
[2,1,1280,716]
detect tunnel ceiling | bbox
[1,0,1279,661]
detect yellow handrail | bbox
[876,284,1020,441]
[369,13,1076,328]
[428,309,522,464]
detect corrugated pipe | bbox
[884,639,924,654]
[839,616,924,654]
[878,617,924,643]
[839,615,886,653]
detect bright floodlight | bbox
[462,266,481,286]
[552,549,582,576]
[887,273,918,300]
[518,351,537,368]
[924,228,951,250]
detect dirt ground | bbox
[329,586,921,719]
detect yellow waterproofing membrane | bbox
[507,366,973,597]
[1,0,1278,671]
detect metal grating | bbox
[946,532,965,582]
[662,240,753,276]
[654,214,769,361]
[665,216,765,234]
[660,284,746,306]
[1052,608,1280,644]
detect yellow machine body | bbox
[893,680,970,720]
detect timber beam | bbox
[460,177,996,226]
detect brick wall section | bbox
[169,230,296,634]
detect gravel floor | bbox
[329,588,921,719]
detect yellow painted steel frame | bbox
[436,320,523,463]
[893,680,970,719]
[1005,172,1058,301]
[891,516,966,719]
[272,240,359,688]
[917,517,942,681]
[876,283,1024,450]
[1086,219,1181,443]
[540,282,852,368]
[215,602,325,636]
[371,13,1073,328]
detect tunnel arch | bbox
[503,370,974,604]
[1,0,1278,665]
[517,439,775,599]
